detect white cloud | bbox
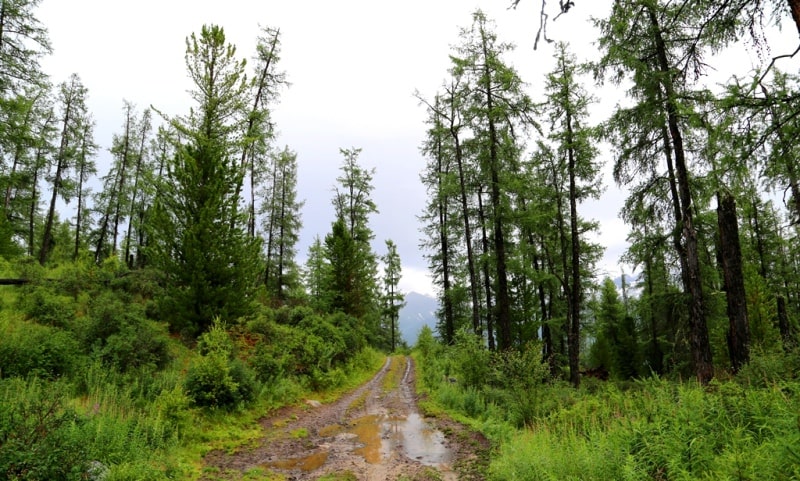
[399,266,436,298]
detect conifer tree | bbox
[382,239,405,352]
[262,146,303,302]
[149,25,261,335]
[40,73,91,265]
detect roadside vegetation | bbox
[414,325,800,480]
[0,258,385,480]
[3,1,800,480]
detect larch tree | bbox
[39,73,91,266]
[595,0,717,383]
[381,239,405,352]
[93,100,150,263]
[261,146,303,303]
[123,107,152,267]
[539,42,601,386]
[149,24,261,336]
[417,86,476,344]
[451,10,533,350]
[237,26,288,238]
[72,117,96,260]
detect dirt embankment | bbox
[200,356,490,480]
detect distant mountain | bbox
[399,291,439,346]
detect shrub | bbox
[184,321,257,409]
[79,291,172,371]
[0,378,89,480]
[16,286,76,328]
[0,317,80,379]
[451,328,491,389]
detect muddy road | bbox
[201,356,489,480]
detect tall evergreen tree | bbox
[72,118,96,260]
[324,148,381,340]
[451,10,533,350]
[595,0,716,383]
[261,146,303,303]
[39,73,91,265]
[149,25,261,335]
[539,42,601,386]
[381,239,405,352]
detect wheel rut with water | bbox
[201,356,487,480]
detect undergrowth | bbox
[413,326,800,481]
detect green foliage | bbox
[451,328,492,389]
[0,315,80,379]
[487,377,800,480]
[16,284,76,328]
[0,378,89,480]
[149,24,261,337]
[185,320,257,409]
[79,291,172,372]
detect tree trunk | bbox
[777,296,794,347]
[40,103,73,266]
[788,0,800,36]
[566,104,581,388]
[125,114,149,267]
[451,121,481,340]
[717,193,750,372]
[438,153,455,345]
[534,253,556,375]
[477,188,495,350]
[649,6,714,384]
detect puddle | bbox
[318,423,346,437]
[347,412,453,467]
[265,450,328,472]
[393,413,452,466]
[350,415,384,464]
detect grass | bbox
[413,345,800,481]
[382,355,406,393]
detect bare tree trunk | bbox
[717,193,750,372]
[477,188,495,350]
[650,6,713,383]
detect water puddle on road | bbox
[389,413,453,466]
[347,412,453,467]
[351,415,384,463]
[265,450,328,472]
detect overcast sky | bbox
[35,0,793,297]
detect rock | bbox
[86,461,109,481]
[305,399,323,408]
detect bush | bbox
[16,286,76,328]
[79,292,172,371]
[0,378,90,480]
[0,317,80,379]
[451,328,492,389]
[184,321,257,409]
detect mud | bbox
[200,356,490,480]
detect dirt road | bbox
[200,356,489,480]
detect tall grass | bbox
[488,378,800,480]
[413,334,800,481]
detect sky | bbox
[35,0,794,297]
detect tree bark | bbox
[477,187,495,350]
[788,0,800,37]
[717,192,750,373]
[649,6,714,384]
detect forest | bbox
[1,0,800,480]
